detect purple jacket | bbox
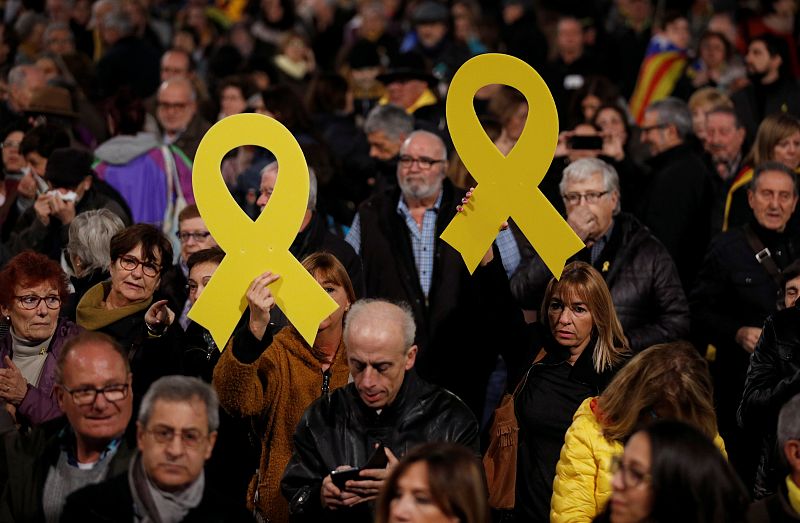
[0,317,82,425]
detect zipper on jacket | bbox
[321,369,331,397]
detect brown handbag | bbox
[483,349,545,509]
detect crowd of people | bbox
[3,0,800,522]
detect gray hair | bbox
[101,8,134,37]
[647,97,693,140]
[260,161,317,211]
[752,161,799,196]
[44,21,73,44]
[364,104,414,141]
[400,130,447,162]
[14,11,47,41]
[7,65,35,87]
[67,209,125,273]
[344,299,416,349]
[778,393,800,451]
[138,376,220,433]
[560,158,621,214]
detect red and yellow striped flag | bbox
[629,51,688,124]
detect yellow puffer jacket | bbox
[550,397,728,523]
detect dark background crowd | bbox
[2,0,800,522]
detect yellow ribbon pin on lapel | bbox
[441,54,584,277]
[188,113,338,348]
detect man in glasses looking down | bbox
[0,331,135,522]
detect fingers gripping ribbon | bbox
[441,54,584,277]
[188,113,338,347]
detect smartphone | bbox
[568,135,603,150]
[330,444,388,490]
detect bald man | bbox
[281,299,478,523]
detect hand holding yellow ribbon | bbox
[188,113,338,347]
[441,53,584,277]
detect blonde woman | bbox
[513,261,630,522]
[550,341,726,523]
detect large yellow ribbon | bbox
[188,113,338,347]
[441,53,584,277]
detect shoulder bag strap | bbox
[743,223,783,288]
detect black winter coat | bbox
[641,143,713,289]
[739,306,800,499]
[60,470,254,522]
[511,212,689,352]
[355,180,517,416]
[749,478,800,522]
[280,371,479,523]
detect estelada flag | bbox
[629,50,688,124]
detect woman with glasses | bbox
[593,420,748,523]
[75,223,181,402]
[0,250,81,425]
[551,342,726,523]
[512,261,630,523]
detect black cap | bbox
[376,52,437,86]
[412,1,449,25]
[45,147,94,189]
[347,39,382,69]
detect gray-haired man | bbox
[60,375,252,522]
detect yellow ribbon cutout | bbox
[441,53,584,277]
[188,113,338,348]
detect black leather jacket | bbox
[280,371,479,523]
[739,305,800,498]
[511,212,689,352]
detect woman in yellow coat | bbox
[550,341,727,523]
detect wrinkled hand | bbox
[145,300,175,333]
[321,466,360,510]
[0,356,27,406]
[247,272,279,340]
[49,196,76,225]
[33,194,54,225]
[736,326,762,353]
[457,188,509,266]
[567,205,598,243]
[342,447,400,505]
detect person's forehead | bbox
[565,172,604,190]
[403,135,443,156]
[158,84,191,101]
[750,41,768,53]
[188,261,219,280]
[63,343,127,382]
[179,216,207,232]
[787,274,800,288]
[147,398,208,428]
[707,112,735,127]
[347,324,406,360]
[162,51,188,68]
[755,170,796,190]
[260,166,278,186]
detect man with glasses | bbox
[60,375,251,521]
[639,97,713,290]
[345,130,520,418]
[155,77,210,161]
[512,157,688,352]
[0,331,135,522]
